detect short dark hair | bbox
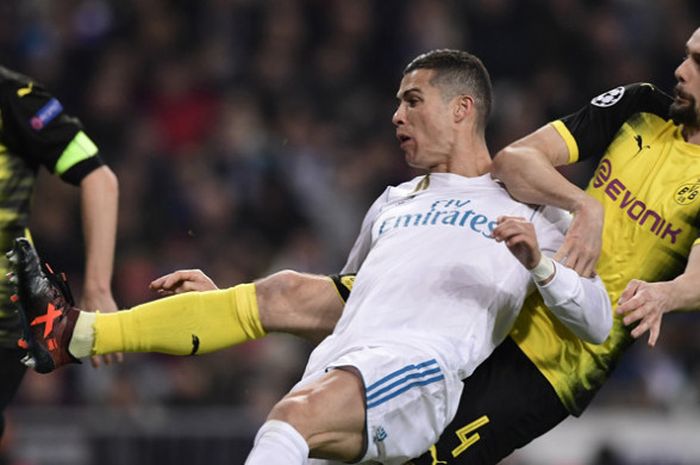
[404,49,492,132]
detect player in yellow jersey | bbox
[10,28,700,464]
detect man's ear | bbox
[454,95,475,123]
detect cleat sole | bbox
[20,354,36,368]
[9,247,57,374]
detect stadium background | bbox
[1,1,700,464]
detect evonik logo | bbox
[592,159,681,244]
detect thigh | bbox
[0,348,27,438]
[271,367,366,462]
[411,337,569,465]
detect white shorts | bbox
[297,346,463,465]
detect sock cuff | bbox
[228,283,266,339]
[255,419,308,455]
[68,311,97,358]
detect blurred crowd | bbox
[1,0,700,447]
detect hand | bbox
[554,197,603,278]
[492,216,541,269]
[80,289,123,368]
[616,279,675,347]
[149,269,219,296]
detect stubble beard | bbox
[670,89,700,130]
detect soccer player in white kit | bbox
[244,50,612,465]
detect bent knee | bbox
[268,372,365,460]
[258,269,305,296]
[255,270,304,329]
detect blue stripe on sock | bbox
[366,375,445,409]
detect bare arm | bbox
[79,165,120,366]
[617,244,700,347]
[492,125,604,277]
[151,269,345,344]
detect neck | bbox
[683,125,700,145]
[431,135,492,177]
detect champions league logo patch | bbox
[591,86,625,107]
[29,98,63,130]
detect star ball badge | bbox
[591,86,625,108]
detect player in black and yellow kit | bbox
[13,28,700,464]
[0,66,119,440]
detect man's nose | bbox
[392,106,404,126]
[675,58,689,83]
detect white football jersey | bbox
[304,172,571,379]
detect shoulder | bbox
[589,82,671,120]
[383,176,426,201]
[551,82,672,164]
[0,66,36,97]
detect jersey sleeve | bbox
[529,205,613,343]
[529,205,570,256]
[551,82,672,165]
[340,188,390,274]
[0,77,103,185]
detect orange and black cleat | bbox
[7,238,81,373]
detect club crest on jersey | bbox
[29,98,63,130]
[674,177,700,205]
[591,86,625,108]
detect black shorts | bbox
[411,337,569,465]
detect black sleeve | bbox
[61,157,104,185]
[558,83,672,163]
[0,74,103,185]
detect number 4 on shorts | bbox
[451,415,490,458]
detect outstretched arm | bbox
[492,125,603,277]
[617,244,700,347]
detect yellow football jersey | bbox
[510,83,700,415]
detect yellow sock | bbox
[92,283,266,356]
